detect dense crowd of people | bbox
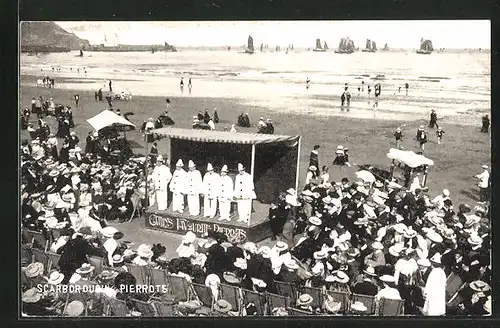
[20,90,491,317]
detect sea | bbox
[20,50,490,124]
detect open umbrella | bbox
[355,170,376,183]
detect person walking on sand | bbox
[373,83,381,109]
[475,165,490,203]
[180,77,184,93]
[429,109,439,129]
[481,115,490,133]
[394,127,403,149]
[398,86,401,93]
[340,92,346,108]
[109,80,112,93]
[416,126,428,152]
[188,78,192,94]
[74,94,80,108]
[405,82,409,95]
[436,127,445,144]
[346,90,351,108]
[306,77,311,89]
[166,98,171,109]
[361,80,365,92]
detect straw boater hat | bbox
[205,274,221,287]
[469,280,491,293]
[213,299,232,313]
[333,271,349,284]
[467,234,483,246]
[223,271,241,284]
[100,226,119,238]
[351,301,368,313]
[371,241,384,250]
[284,259,299,270]
[426,230,443,243]
[64,300,85,317]
[389,244,405,257]
[76,263,95,275]
[234,258,248,269]
[380,275,396,284]
[309,165,317,171]
[325,275,336,283]
[308,216,322,226]
[313,251,327,260]
[112,254,124,265]
[417,258,431,267]
[49,170,59,177]
[404,226,418,239]
[393,223,407,234]
[137,244,154,258]
[25,262,44,278]
[47,271,65,285]
[274,241,288,252]
[22,288,42,303]
[258,246,271,259]
[354,216,370,226]
[69,273,82,284]
[297,294,313,306]
[363,266,377,276]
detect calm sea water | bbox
[21,50,490,123]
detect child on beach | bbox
[188,78,192,94]
[394,127,403,149]
[436,127,445,144]
[180,78,184,93]
[166,98,171,109]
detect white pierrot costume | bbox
[203,163,220,218]
[423,253,446,316]
[185,160,203,216]
[170,159,187,213]
[233,163,256,223]
[152,155,172,210]
[218,164,233,221]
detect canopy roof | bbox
[152,127,300,145]
[86,110,136,131]
[387,148,434,168]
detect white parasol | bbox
[355,170,376,183]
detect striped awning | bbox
[152,127,300,145]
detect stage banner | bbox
[146,212,248,241]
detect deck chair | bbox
[289,307,313,316]
[166,274,190,302]
[153,301,177,316]
[445,272,464,302]
[325,290,350,314]
[88,256,105,276]
[21,229,33,245]
[378,298,404,316]
[274,280,296,303]
[303,286,323,309]
[132,298,157,317]
[104,296,130,317]
[219,283,241,313]
[192,283,214,308]
[21,245,33,266]
[31,230,49,251]
[148,267,168,286]
[31,248,48,273]
[351,293,377,315]
[266,292,289,314]
[46,251,61,271]
[241,289,266,315]
[125,263,149,285]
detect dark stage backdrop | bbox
[170,138,298,204]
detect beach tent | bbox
[86,110,136,132]
[152,127,301,204]
[386,148,434,187]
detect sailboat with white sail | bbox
[335,37,355,54]
[417,38,433,54]
[313,38,326,52]
[243,35,255,54]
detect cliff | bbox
[20,21,90,52]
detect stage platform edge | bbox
[144,209,272,243]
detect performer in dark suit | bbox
[309,145,320,170]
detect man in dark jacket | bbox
[352,267,379,296]
[309,145,320,170]
[205,242,226,276]
[57,234,92,284]
[428,109,439,129]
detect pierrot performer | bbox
[152,155,171,210]
[218,165,233,221]
[170,159,187,213]
[186,160,203,216]
[234,163,256,223]
[203,163,220,218]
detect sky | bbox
[56,20,491,49]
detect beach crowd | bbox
[20,87,491,317]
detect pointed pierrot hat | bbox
[176,159,184,167]
[207,163,214,171]
[238,163,245,171]
[221,165,228,172]
[188,160,196,168]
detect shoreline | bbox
[20,74,487,127]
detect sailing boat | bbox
[324,41,329,51]
[313,38,326,52]
[417,38,433,54]
[260,43,264,52]
[335,37,356,54]
[244,35,255,54]
[382,43,390,51]
[362,39,373,52]
[371,41,377,52]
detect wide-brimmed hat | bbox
[308,216,322,226]
[49,170,60,177]
[380,275,396,284]
[417,258,431,267]
[371,241,384,250]
[76,263,95,275]
[354,217,370,226]
[389,244,405,257]
[469,280,491,292]
[274,241,288,252]
[112,254,124,264]
[64,300,85,317]
[22,288,41,303]
[428,215,444,226]
[308,165,317,171]
[284,259,299,270]
[297,294,313,306]
[313,251,327,260]
[213,299,232,313]
[467,234,483,246]
[234,258,248,269]
[25,262,44,278]
[332,271,349,284]
[47,271,65,285]
[393,223,407,234]
[222,271,241,284]
[136,244,154,258]
[443,229,456,240]
[363,266,377,276]
[100,226,119,238]
[69,273,82,284]
[205,274,221,287]
[426,230,443,243]
[403,227,418,239]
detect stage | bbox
[145,200,272,242]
